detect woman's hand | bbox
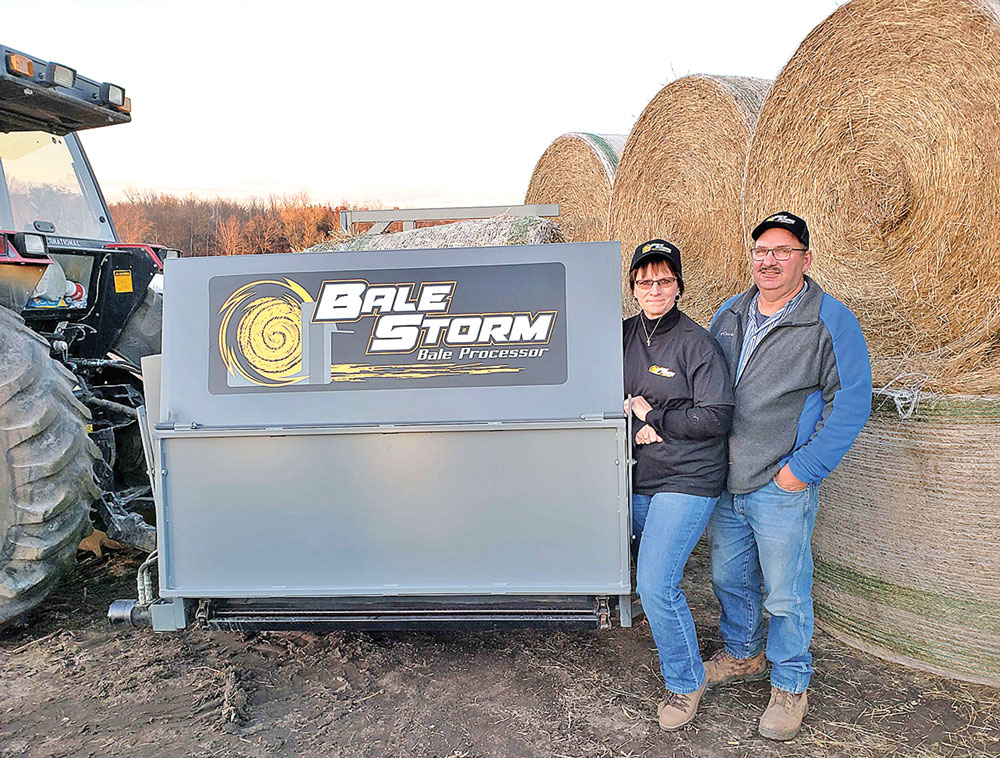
[634,424,663,445]
[625,395,654,422]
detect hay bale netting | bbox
[743,0,1000,393]
[524,132,626,243]
[303,215,564,253]
[609,75,770,323]
[815,394,1000,686]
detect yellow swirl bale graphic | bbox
[238,296,302,378]
[218,279,313,387]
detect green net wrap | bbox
[815,392,1000,686]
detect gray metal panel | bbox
[156,422,628,598]
[140,354,162,476]
[160,242,623,429]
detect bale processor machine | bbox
[110,240,638,631]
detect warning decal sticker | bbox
[113,270,133,293]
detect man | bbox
[707,211,871,741]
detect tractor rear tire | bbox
[0,306,101,627]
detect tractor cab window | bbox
[0,131,114,242]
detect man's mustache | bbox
[758,266,783,275]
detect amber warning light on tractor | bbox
[6,53,33,77]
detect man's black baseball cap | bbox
[630,239,682,279]
[751,211,810,249]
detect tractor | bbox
[0,44,168,625]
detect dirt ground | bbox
[2,543,998,758]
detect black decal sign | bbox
[209,263,567,393]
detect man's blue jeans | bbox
[707,479,820,694]
[632,492,718,694]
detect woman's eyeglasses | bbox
[635,277,677,290]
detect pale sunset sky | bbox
[6,1,843,208]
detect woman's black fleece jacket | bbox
[623,307,735,497]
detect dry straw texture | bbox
[609,75,771,323]
[815,393,1000,686]
[743,0,1000,393]
[304,215,564,253]
[525,133,626,243]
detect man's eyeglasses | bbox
[749,246,807,261]
[635,277,677,290]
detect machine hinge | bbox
[161,422,199,430]
[195,599,210,628]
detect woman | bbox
[623,239,734,731]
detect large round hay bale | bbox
[816,393,1000,686]
[609,75,770,323]
[743,0,1000,393]
[525,133,626,243]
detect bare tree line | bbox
[108,189,349,256]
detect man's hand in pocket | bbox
[774,464,808,492]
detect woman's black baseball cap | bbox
[630,239,682,278]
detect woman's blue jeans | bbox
[706,479,820,694]
[632,491,718,694]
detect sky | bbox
[6,0,844,208]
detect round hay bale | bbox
[743,0,1000,393]
[609,75,770,323]
[816,393,1000,686]
[525,133,626,243]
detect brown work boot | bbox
[758,686,808,741]
[656,680,707,731]
[703,648,767,687]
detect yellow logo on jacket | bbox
[648,364,676,378]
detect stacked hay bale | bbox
[742,0,1000,394]
[742,0,1000,685]
[524,133,626,243]
[609,75,770,323]
[304,215,564,253]
[819,394,1000,686]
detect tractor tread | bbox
[1,307,98,626]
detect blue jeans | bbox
[632,492,718,694]
[707,479,820,694]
